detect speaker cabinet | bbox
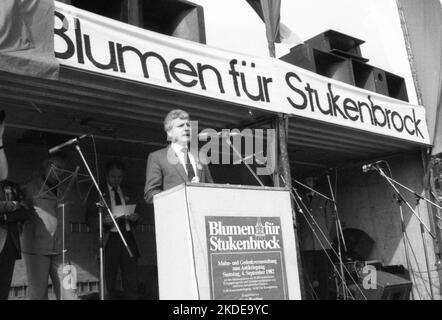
[280,30,409,102]
[352,60,389,96]
[305,29,365,60]
[142,0,206,44]
[280,44,355,86]
[354,271,412,300]
[385,71,409,102]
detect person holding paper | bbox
[144,109,213,204]
[86,158,140,300]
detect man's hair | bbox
[163,109,189,133]
[105,158,126,174]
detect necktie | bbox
[113,187,125,231]
[113,187,122,205]
[4,186,12,201]
[183,149,195,180]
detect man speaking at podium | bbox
[144,109,213,204]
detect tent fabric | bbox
[246,0,302,56]
[397,0,442,155]
[259,0,281,57]
[246,0,281,57]
[0,0,59,80]
[0,0,35,53]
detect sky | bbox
[191,0,418,105]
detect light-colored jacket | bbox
[21,177,64,255]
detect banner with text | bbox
[206,216,288,300]
[54,2,430,145]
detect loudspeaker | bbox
[354,271,412,300]
[142,0,206,44]
[280,30,408,102]
[352,60,389,96]
[385,71,409,102]
[280,44,356,86]
[305,29,366,61]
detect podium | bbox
[153,183,301,300]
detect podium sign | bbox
[153,183,301,300]
[206,216,288,300]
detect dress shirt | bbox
[107,184,130,232]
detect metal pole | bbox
[74,144,133,300]
[398,204,414,300]
[61,203,65,300]
[326,173,347,300]
[98,205,105,300]
[416,202,435,299]
[225,138,264,186]
[374,166,415,299]
[390,176,442,210]
[382,173,435,238]
[277,115,306,299]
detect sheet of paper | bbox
[113,204,136,218]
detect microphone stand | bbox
[388,176,442,211]
[292,178,334,203]
[370,165,434,300]
[293,175,350,299]
[374,166,436,238]
[373,166,437,299]
[281,175,367,300]
[61,202,65,300]
[224,136,264,187]
[415,196,435,300]
[73,144,133,300]
[325,170,347,300]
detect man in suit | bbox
[0,118,32,300]
[21,152,78,300]
[144,109,214,204]
[86,159,141,300]
[0,180,32,299]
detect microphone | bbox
[362,160,383,172]
[49,134,88,154]
[198,131,243,139]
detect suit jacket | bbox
[0,180,31,259]
[21,177,68,255]
[144,145,214,204]
[86,184,141,257]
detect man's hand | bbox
[126,212,140,222]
